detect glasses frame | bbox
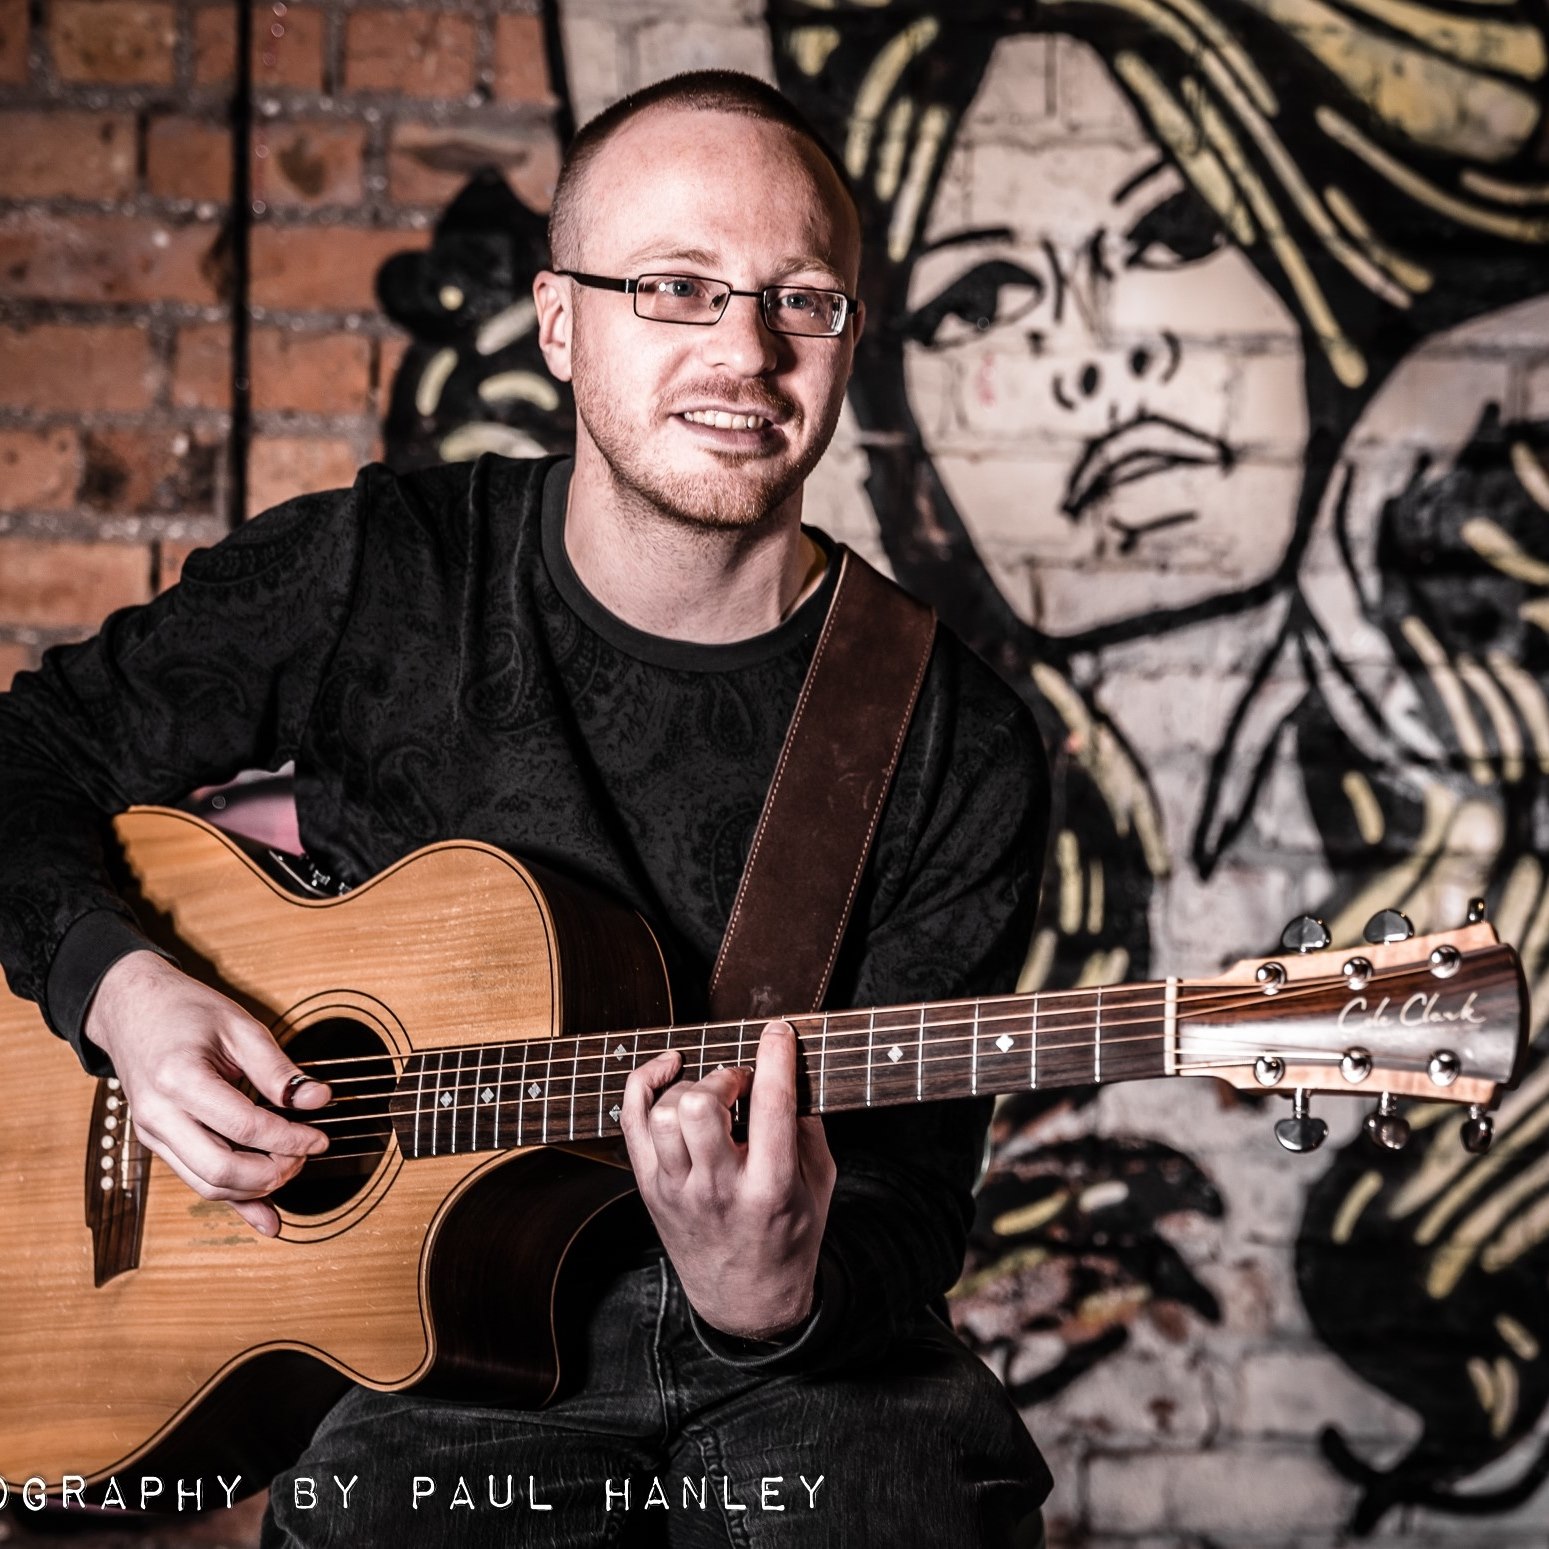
[553,269,857,337]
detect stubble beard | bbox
[570,332,842,535]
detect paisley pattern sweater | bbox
[0,453,1049,1376]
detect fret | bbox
[472,1046,486,1151]
[430,1049,444,1156]
[866,1007,875,1107]
[596,1032,609,1139]
[517,1039,530,1148]
[1094,988,1102,1084]
[566,1034,579,1142]
[494,1045,506,1149]
[819,1014,829,1112]
[540,1037,553,1144]
[816,1010,871,1110]
[413,1051,427,1159]
[916,1005,924,1102]
[970,1001,979,1096]
[736,1019,746,1069]
[1035,989,1102,1088]
[1031,994,1038,1090]
[698,1024,708,1081]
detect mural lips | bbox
[1061,412,1237,534]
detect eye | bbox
[903,260,1045,349]
[1123,188,1226,270]
[653,275,712,300]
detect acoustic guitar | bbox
[0,807,1528,1501]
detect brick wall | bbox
[0,0,563,678]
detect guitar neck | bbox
[387,983,1176,1159]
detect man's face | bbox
[538,106,862,531]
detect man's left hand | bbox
[620,1020,836,1341]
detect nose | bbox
[1046,329,1179,413]
[700,292,781,376]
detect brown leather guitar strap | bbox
[707,547,937,1021]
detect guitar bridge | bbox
[84,1074,147,1285]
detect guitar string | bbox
[274,965,1458,1088]
[114,1045,1365,1178]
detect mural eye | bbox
[904,260,1045,349]
[1123,188,1226,270]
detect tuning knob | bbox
[1365,1092,1410,1150]
[1461,1104,1494,1154]
[1275,1089,1328,1153]
[1280,915,1331,954]
[1364,909,1414,945]
[1466,897,1488,924]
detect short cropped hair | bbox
[547,69,858,269]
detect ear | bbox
[533,270,574,383]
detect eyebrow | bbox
[919,225,1016,255]
[616,246,848,287]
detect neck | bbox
[563,442,824,644]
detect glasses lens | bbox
[636,274,731,325]
[765,287,847,336]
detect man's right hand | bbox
[85,950,331,1237]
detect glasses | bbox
[554,270,856,338]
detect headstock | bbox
[1177,901,1528,1156]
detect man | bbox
[0,72,1051,1545]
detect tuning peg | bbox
[1466,897,1488,924]
[1364,909,1414,945]
[1280,915,1331,954]
[1275,1089,1328,1153]
[1461,1104,1494,1154]
[1365,1092,1410,1150]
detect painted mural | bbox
[376,0,1549,1534]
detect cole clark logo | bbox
[1337,990,1485,1031]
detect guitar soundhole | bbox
[273,1017,397,1216]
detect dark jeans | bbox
[261,1255,1047,1548]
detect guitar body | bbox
[0,808,671,1494]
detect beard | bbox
[569,329,843,533]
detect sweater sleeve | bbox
[691,648,1051,1371]
[0,481,365,1073]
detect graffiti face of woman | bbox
[902,41,1311,643]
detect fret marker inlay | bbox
[608,1105,621,1124]
[480,1087,494,1103]
[613,1043,627,1060]
[438,1092,452,1108]
[888,1044,903,1063]
[527,1082,541,1099]
[995,1033,1014,1053]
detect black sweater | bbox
[0,453,1049,1374]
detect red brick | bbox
[250,225,428,312]
[246,434,358,517]
[388,120,559,212]
[250,328,372,414]
[0,539,152,628]
[0,113,136,200]
[344,10,475,98]
[51,0,175,85]
[194,2,325,89]
[0,213,226,306]
[0,323,158,412]
[0,640,34,689]
[81,428,221,516]
[0,427,80,511]
[146,115,231,203]
[254,120,366,208]
[0,0,29,85]
[171,322,231,410]
[493,14,555,106]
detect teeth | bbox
[683,410,768,430]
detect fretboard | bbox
[385,984,1173,1160]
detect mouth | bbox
[1062,413,1235,520]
